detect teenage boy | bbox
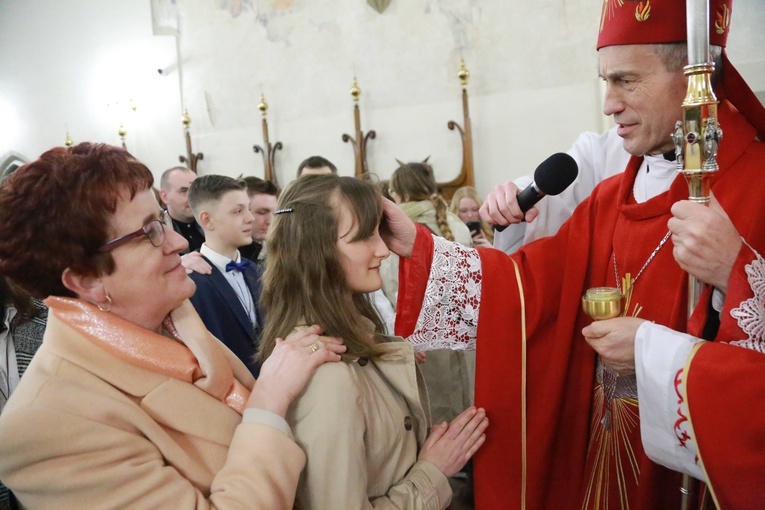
[187,175,263,377]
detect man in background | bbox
[160,166,205,253]
[239,177,279,264]
[296,156,336,178]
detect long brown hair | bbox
[389,162,454,241]
[258,174,386,362]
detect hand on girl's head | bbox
[378,198,416,258]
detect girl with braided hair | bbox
[387,162,467,244]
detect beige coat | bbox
[288,338,452,509]
[379,200,475,425]
[0,305,305,509]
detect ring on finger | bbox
[308,342,320,353]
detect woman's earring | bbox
[97,294,112,312]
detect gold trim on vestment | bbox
[510,257,527,510]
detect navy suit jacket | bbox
[189,257,263,377]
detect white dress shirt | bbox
[200,244,258,326]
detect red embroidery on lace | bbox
[406,236,481,352]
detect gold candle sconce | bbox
[252,93,282,186]
[179,109,204,173]
[342,77,376,176]
[439,59,475,202]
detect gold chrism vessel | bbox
[581,287,624,321]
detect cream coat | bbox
[0,306,305,509]
[288,338,452,509]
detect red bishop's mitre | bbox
[597,0,732,49]
[597,0,765,141]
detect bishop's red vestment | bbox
[396,99,765,509]
[680,243,765,508]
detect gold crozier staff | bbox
[674,0,723,507]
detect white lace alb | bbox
[730,247,765,352]
[406,236,481,352]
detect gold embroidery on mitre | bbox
[635,0,650,21]
[715,4,730,35]
[600,0,625,33]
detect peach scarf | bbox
[45,296,250,414]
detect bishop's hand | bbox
[668,193,741,293]
[380,198,417,258]
[582,317,647,376]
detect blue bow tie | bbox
[225,259,252,272]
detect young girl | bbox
[259,174,488,509]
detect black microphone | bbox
[495,152,578,232]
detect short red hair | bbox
[0,143,153,299]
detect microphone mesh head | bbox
[534,153,579,196]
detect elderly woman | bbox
[0,143,344,509]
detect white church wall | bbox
[0,0,184,179]
[0,0,763,196]
[176,0,606,192]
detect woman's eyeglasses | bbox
[98,210,172,252]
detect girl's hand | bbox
[418,407,489,477]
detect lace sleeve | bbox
[729,247,765,352]
[406,236,482,352]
